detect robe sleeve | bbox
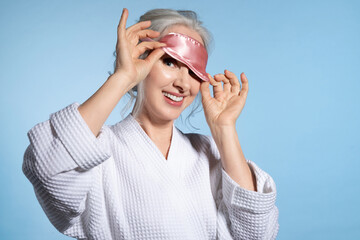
[22,102,112,237]
[221,160,279,239]
[205,135,279,240]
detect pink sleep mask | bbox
[143,32,209,82]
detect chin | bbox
[142,98,192,123]
[157,109,182,122]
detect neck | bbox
[133,109,174,159]
[137,115,173,142]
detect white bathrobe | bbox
[23,103,279,239]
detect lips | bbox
[162,92,184,102]
[162,91,185,107]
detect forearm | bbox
[211,125,256,191]
[78,73,131,137]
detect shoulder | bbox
[107,114,133,137]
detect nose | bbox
[173,66,191,93]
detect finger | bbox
[118,8,129,37]
[133,41,166,59]
[144,48,166,66]
[214,73,229,83]
[224,69,241,94]
[200,78,212,102]
[214,74,231,93]
[136,29,161,40]
[210,74,223,95]
[239,72,249,99]
[127,20,152,33]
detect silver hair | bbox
[113,9,213,120]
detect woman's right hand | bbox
[114,8,166,91]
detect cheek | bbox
[146,63,176,87]
[190,81,201,96]
[160,68,176,82]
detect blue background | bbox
[1,0,359,239]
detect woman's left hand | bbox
[200,70,249,129]
[201,70,256,191]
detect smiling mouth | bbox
[162,92,184,102]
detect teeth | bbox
[163,92,184,102]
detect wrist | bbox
[209,123,236,138]
[108,72,136,95]
[210,124,238,149]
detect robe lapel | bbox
[117,114,181,187]
[113,114,209,236]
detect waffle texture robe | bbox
[23,103,279,240]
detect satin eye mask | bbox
[142,32,209,82]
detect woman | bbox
[23,8,279,239]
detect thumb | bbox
[200,80,211,102]
[145,48,165,67]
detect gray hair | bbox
[115,9,212,120]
